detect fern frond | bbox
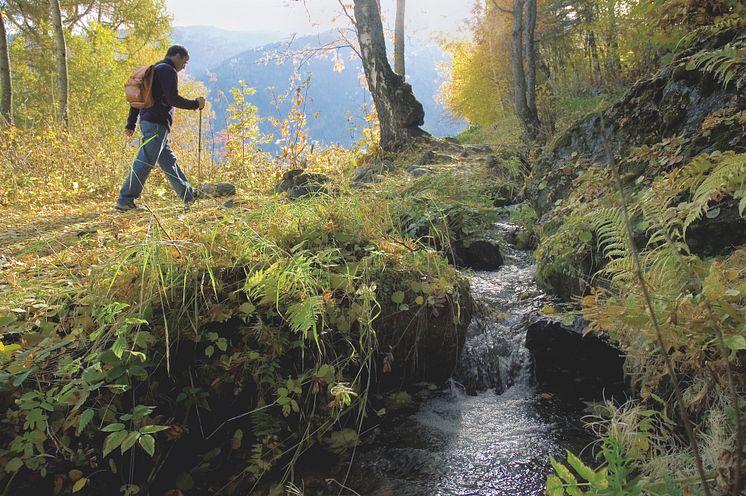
[685,42,746,89]
[287,295,325,343]
[683,152,746,228]
[589,207,638,285]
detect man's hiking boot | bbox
[115,202,138,211]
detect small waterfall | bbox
[312,220,593,496]
[454,222,545,394]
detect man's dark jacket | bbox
[126,57,199,132]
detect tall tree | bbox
[512,0,541,142]
[394,0,405,76]
[353,0,424,151]
[49,0,68,129]
[0,5,12,125]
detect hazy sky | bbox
[165,0,476,39]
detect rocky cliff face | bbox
[531,26,745,218]
[529,26,746,301]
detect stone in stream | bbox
[525,315,626,401]
[452,239,504,271]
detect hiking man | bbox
[116,45,206,211]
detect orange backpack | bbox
[124,66,156,109]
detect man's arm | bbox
[159,66,199,110]
[125,107,139,135]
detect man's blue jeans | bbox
[117,120,195,205]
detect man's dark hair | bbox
[166,45,189,58]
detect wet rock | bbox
[376,281,474,387]
[452,239,504,271]
[275,169,330,198]
[197,182,236,197]
[536,248,596,302]
[351,160,396,185]
[686,199,746,257]
[525,315,626,401]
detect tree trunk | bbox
[394,0,405,76]
[0,7,12,126]
[353,0,424,151]
[49,0,69,129]
[512,0,527,120]
[512,0,541,142]
[605,0,620,78]
[524,0,538,117]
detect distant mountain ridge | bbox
[173,26,465,149]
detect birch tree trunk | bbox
[354,0,424,151]
[0,7,12,126]
[49,0,69,129]
[394,0,405,76]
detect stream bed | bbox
[309,223,594,495]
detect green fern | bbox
[588,207,637,286]
[685,43,746,89]
[287,295,325,346]
[682,152,746,228]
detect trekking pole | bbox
[197,108,203,181]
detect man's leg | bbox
[157,135,196,203]
[117,121,162,207]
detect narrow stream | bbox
[317,222,593,495]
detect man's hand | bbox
[125,128,135,137]
[196,97,206,110]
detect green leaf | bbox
[238,302,255,316]
[139,434,155,456]
[77,409,95,435]
[101,423,125,432]
[139,425,169,434]
[546,475,565,496]
[205,345,214,358]
[5,457,23,472]
[578,231,593,244]
[705,206,721,219]
[175,472,194,491]
[103,430,128,457]
[391,291,405,304]
[550,456,578,486]
[72,477,88,493]
[566,451,598,484]
[112,334,127,359]
[121,432,141,454]
[723,335,746,358]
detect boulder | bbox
[376,280,475,387]
[452,239,504,271]
[407,166,430,178]
[525,315,626,400]
[197,182,236,198]
[419,150,451,165]
[275,170,330,199]
[686,199,746,257]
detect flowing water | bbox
[315,222,593,496]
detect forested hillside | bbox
[0,0,744,495]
